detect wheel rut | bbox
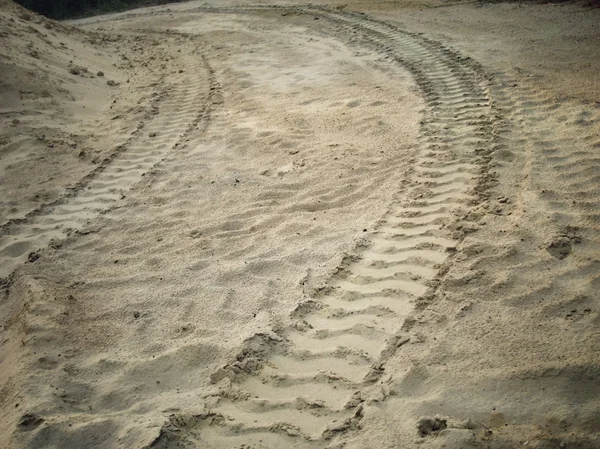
[492,71,600,237]
[146,6,498,449]
[0,46,215,279]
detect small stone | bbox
[107,80,119,86]
[133,311,141,319]
[97,71,104,77]
[149,132,157,138]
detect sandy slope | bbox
[0,0,192,276]
[1,1,600,448]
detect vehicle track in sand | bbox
[143,6,498,448]
[445,71,600,341]
[5,4,600,449]
[0,45,216,279]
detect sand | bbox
[1,0,599,448]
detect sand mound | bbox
[1,3,111,221]
[0,1,196,277]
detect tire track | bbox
[147,6,497,449]
[0,45,215,279]
[491,72,600,237]
[464,71,600,306]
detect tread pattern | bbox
[0,49,215,279]
[441,72,600,326]
[492,73,600,237]
[146,6,497,449]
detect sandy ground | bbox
[1,0,599,448]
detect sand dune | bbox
[1,1,599,448]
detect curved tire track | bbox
[0,45,216,279]
[147,6,498,449]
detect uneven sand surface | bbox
[1,1,600,448]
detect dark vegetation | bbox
[14,0,600,20]
[14,0,184,19]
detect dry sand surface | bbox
[1,0,599,448]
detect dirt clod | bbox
[417,416,448,437]
[18,414,44,431]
